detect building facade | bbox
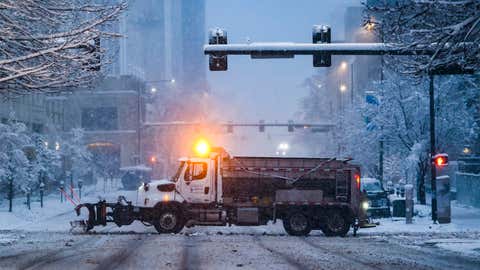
[62,76,146,173]
[116,0,207,93]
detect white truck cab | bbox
[138,155,220,208]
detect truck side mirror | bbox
[184,165,192,184]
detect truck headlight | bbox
[362,201,369,210]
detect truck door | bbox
[183,160,214,203]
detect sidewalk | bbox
[0,178,138,232]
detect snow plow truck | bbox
[73,144,371,236]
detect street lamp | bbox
[150,87,157,93]
[340,61,348,70]
[339,84,347,92]
[363,18,377,32]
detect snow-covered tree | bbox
[31,134,61,184]
[366,0,480,74]
[0,119,34,202]
[60,128,93,184]
[0,0,126,97]
[339,72,478,203]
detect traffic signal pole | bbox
[429,75,437,223]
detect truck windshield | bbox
[171,161,185,182]
[362,181,383,192]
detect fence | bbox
[456,172,480,208]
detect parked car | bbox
[361,178,391,218]
[120,165,152,190]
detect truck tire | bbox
[322,210,350,237]
[154,208,184,234]
[283,212,312,236]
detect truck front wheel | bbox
[322,211,350,237]
[154,209,184,234]
[283,212,312,236]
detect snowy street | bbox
[1,225,480,270]
[1,1,479,269]
[1,187,480,270]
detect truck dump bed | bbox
[221,156,359,204]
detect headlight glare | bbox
[362,201,369,210]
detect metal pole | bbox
[379,140,384,186]
[70,172,74,199]
[379,30,384,186]
[429,74,437,223]
[40,183,44,208]
[350,63,354,104]
[137,83,142,165]
[26,190,31,210]
[8,175,13,212]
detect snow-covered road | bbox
[1,227,479,270]
[1,185,479,270]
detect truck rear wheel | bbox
[283,212,312,236]
[154,208,184,234]
[322,211,350,237]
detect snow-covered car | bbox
[361,178,391,218]
[120,165,152,190]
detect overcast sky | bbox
[206,0,361,123]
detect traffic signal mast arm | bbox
[143,121,333,128]
[204,42,478,56]
[204,42,436,56]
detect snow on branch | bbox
[366,0,480,74]
[0,0,127,97]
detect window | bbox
[184,162,207,181]
[171,161,185,182]
[81,107,118,130]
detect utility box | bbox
[436,175,451,224]
[392,199,405,217]
[405,184,414,224]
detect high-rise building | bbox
[116,0,207,92]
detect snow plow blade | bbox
[360,223,378,228]
[72,201,107,232]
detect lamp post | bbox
[39,181,45,208]
[78,179,83,199]
[364,17,385,187]
[60,180,65,203]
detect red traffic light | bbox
[432,153,448,167]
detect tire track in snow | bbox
[14,227,114,270]
[253,235,312,270]
[93,235,147,270]
[301,237,383,270]
[179,235,201,270]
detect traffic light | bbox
[259,120,265,132]
[432,153,448,167]
[209,28,228,71]
[149,155,157,164]
[312,25,331,67]
[288,120,294,132]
